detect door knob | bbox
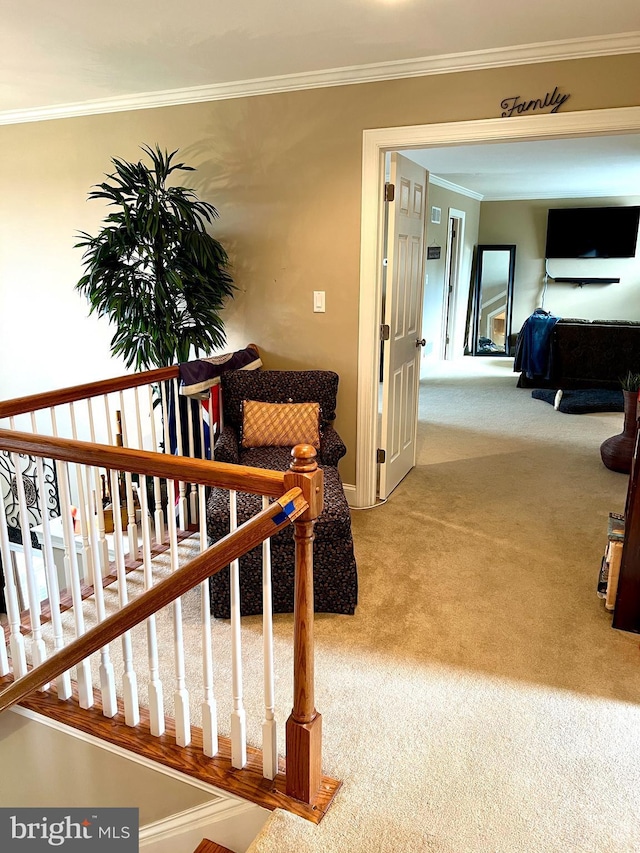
[416,338,426,347]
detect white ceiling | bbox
[2,1,640,198]
[2,0,639,117]
[405,134,640,200]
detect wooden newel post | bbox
[283,443,324,804]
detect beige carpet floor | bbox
[245,358,640,853]
[35,357,640,851]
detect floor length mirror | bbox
[471,244,516,355]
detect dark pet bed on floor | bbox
[532,388,624,414]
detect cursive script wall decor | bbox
[500,87,570,118]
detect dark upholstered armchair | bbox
[206,370,358,618]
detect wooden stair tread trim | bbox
[0,675,340,824]
[193,840,236,853]
[2,528,196,641]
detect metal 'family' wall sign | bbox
[500,87,570,118]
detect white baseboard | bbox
[343,483,357,506]
[140,799,270,853]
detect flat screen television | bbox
[545,205,640,259]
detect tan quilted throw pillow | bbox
[241,400,320,448]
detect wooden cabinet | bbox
[612,430,640,632]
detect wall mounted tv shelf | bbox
[552,277,621,286]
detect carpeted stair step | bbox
[193,840,236,853]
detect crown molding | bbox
[485,188,640,201]
[1,31,639,126]
[426,178,639,203]
[429,174,484,201]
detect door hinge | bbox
[384,182,395,202]
[380,324,390,341]
[377,448,386,464]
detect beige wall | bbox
[479,195,640,332]
[1,54,639,483]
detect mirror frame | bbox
[471,244,516,357]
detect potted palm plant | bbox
[75,144,234,370]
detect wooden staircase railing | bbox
[0,428,289,497]
[0,367,180,420]
[0,483,307,711]
[0,368,340,819]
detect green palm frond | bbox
[75,144,234,370]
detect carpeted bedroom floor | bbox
[38,356,640,852]
[244,356,640,853]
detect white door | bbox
[379,153,428,499]
[442,211,464,360]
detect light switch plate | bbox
[313,291,326,313]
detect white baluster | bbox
[167,477,191,746]
[83,463,117,717]
[0,504,8,673]
[161,382,174,537]
[73,467,92,584]
[103,394,114,445]
[87,399,110,575]
[173,378,188,531]
[187,398,198,524]
[0,609,8,676]
[55,459,94,709]
[135,388,165,733]
[119,392,139,562]
[229,489,247,769]
[81,465,99,584]
[0,430,11,679]
[198,396,206,462]
[208,390,216,460]
[133,387,143,452]
[109,468,140,727]
[161,381,170,452]
[9,441,48,681]
[261,495,277,779]
[30,411,72,700]
[103,392,121,568]
[139,472,165,736]
[199,483,217,757]
[0,495,26,678]
[69,404,93,585]
[147,385,164,546]
[132,387,146,523]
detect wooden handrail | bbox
[0,486,308,713]
[0,429,286,497]
[0,366,179,418]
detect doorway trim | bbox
[356,105,640,508]
[441,208,466,360]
